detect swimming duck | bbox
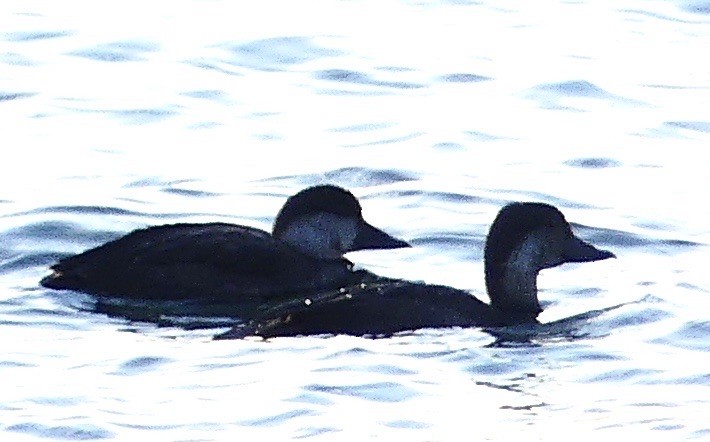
[41,185,410,304]
[217,202,614,338]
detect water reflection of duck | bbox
[218,202,614,339]
[40,185,410,305]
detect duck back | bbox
[41,223,355,302]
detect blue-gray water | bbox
[2,0,709,439]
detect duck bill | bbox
[351,222,410,251]
[563,236,616,263]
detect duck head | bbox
[272,185,410,260]
[484,202,615,321]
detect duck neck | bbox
[486,247,543,322]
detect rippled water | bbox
[2,0,709,439]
